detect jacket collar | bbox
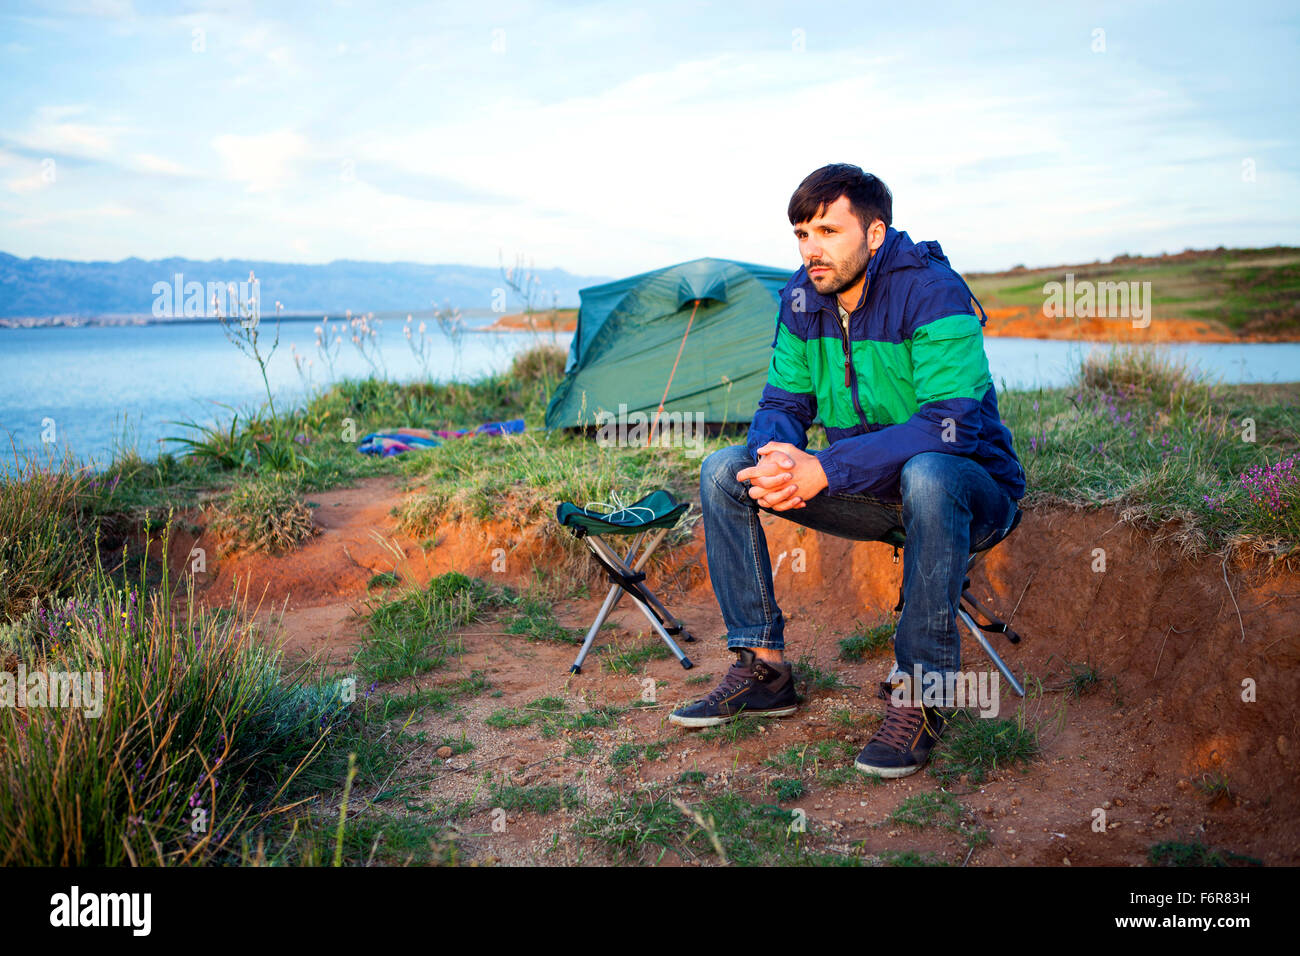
[786,226,929,317]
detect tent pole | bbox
[648,297,701,447]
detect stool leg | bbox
[572,530,695,671]
[626,595,693,669]
[958,607,1025,698]
[570,534,644,674]
[571,581,622,674]
[588,530,693,640]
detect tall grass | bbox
[0,524,351,866]
[1000,346,1300,556]
[0,445,94,621]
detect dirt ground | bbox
[170,476,1300,866]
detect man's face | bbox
[792,194,874,297]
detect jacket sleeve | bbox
[745,308,817,461]
[813,312,991,498]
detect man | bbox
[669,164,1026,778]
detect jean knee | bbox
[900,452,959,508]
[700,445,752,497]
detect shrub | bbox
[208,473,316,554]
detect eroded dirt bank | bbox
[169,477,1300,866]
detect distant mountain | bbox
[0,252,613,319]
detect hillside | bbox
[0,252,611,319]
[968,246,1300,340]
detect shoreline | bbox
[482,306,1299,343]
[4,306,1296,343]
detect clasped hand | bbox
[735,442,828,512]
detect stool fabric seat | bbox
[557,489,690,536]
[555,489,696,674]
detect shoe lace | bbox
[705,662,752,705]
[869,705,928,753]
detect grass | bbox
[572,790,684,862]
[565,739,597,759]
[490,783,582,814]
[927,709,1040,785]
[1000,348,1300,558]
[889,792,989,849]
[0,528,351,866]
[839,615,897,661]
[1045,659,1104,699]
[484,695,623,738]
[762,738,882,790]
[1194,772,1233,802]
[355,572,500,682]
[1148,840,1262,867]
[574,789,827,866]
[768,778,805,801]
[764,739,859,772]
[875,849,950,867]
[792,653,847,695]
[502,589,580,644]
[0,445,94,621]
[602,638,673,673]
[374,671,491,718]
[698,715,772,744]
[250,805,466,866]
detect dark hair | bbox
[787,164,892,235]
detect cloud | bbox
[213,129,309,192]
[11,201,134,228]
[131,152,191,177]
[10,105,122,160]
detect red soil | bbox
[169,477,1300,866]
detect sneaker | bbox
[668,648,798,727]
[854,702,946,778]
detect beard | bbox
[807,239,870,296]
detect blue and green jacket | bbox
[746,226,1025,502]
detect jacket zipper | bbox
[838,279,870,430]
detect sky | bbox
[1,0,1297,277]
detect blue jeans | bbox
[699,445,1017,683]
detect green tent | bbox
[544,257,793,430]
